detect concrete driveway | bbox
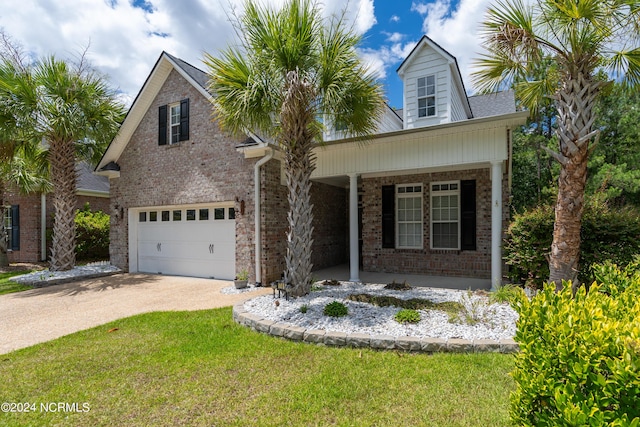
[0,273,271,355]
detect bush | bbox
[510,275,640,426]
[75,203,110,261]
[323,301,348,317]
[394,309,421,324]
[504,201,640,287]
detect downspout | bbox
[40,193,46,261]
[254,149,273,286]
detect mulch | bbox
[0,262,48,274]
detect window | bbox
[199,209,209,220]
[3,205,19,251]
[149,211,158,222]
[186,209,196,221]
[396,184,423,249]
[173,210,181,221]
[214,208,225,220]
[417,75,436,118]
[431,181,459,249]
[158,99,189,145]
[170,104,181,144]
[228,207,235,220]
[161,211,170,221]
[139,212,147,222]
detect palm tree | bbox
[473,0,640,288]
[0,55,125,271]
[205,0,384,296]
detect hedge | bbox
[504,201,640,287]
[75,203,110,261]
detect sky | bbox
[0,0,494,109]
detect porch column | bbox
[348,173,360,282]
[491,161,503,290]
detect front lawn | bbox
[0,271,34,295]
[0,308,515,426]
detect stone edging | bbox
[16,271,121,288]
[232,303,519,354]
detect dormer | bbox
[397,36,472,129]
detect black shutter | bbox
[461,180,476,251]
[179,98,189,141]
[158,105,167,145]
[10,205,19,251]
[382,185,395,248]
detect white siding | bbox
[450,74,468,122]
[401,45,450,129]
[312,118,519,180]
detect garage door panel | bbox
[136,205,236,280]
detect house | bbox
[96,36,528,287]
[4,162,110,263]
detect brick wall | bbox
[260,159,348,284]
[109,68,256,278]
[361,167,509,278]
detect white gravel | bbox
[243,281,518,341]
[10,263,121,284]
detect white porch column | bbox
[491,161,503,290]
[348,173,360,282]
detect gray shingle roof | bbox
[164,52,210,93]
[76,161,109,193]
[468,90,517,118]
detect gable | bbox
[397,36,472,128]
[96,52,211,176]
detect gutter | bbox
[253,149,274,286]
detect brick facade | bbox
[109,69,256,278]
[259,159,348,284]
[361,167,509,278]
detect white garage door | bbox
[136,206,235,279]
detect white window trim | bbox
[396,183,424,249]
[3,206,12,251]
[169,103,181,145]
[430,180,460,250]
[417,75,436,118]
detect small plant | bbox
[489,284,525,306]
[299,304,308,314]
[323,301,348,317]
[322,279,341,286]
[394,309,421,324]
[235,270,249,281]
[384,280,411,290]
[449,291,490,326]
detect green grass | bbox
[0,308,515,426]
[0,271,34,295]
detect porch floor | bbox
[312,264,491,291]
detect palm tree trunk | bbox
[0,180,8,268]
[280,70,317,296]
[548,72,600,288]
[49,138,77,271]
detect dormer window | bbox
[417,75,436,118]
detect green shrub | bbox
[299,304,308,314]
[394,309,421,324]
[75,203,110,261]
[384,280,411,290]
[510,276,640,426]
[504,201,640,288]
[490,284,525,305]
[592,255,640,295]
[323,301,348,317]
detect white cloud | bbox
[384,32,404,43]
[0,0,376,106]
[390,15,400,23]
[412,0,494,93]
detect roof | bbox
[468,91,517,118]
[76,161,109,194]
[164,52,210,93]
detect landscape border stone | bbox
[233,303,520,354]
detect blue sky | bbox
[0,0,492,109]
